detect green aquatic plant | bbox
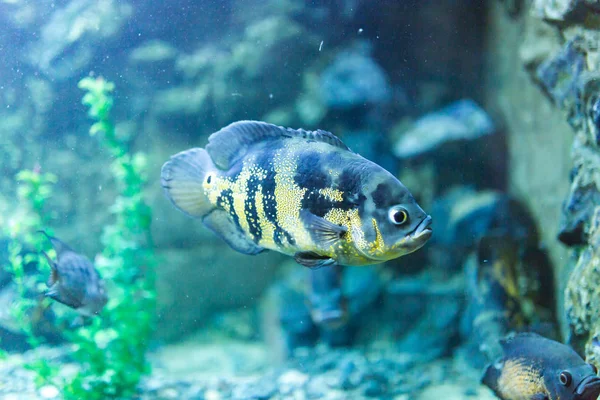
[2,76,155,400]
[0,169,58,378]
[3,169,57,348]
[52,76,157,399]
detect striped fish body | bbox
[482,333,600,400]
[207,139,372,263]
[161,121,432,267]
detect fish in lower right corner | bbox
[482,332,600,400]
[39,231,108,317]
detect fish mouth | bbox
[354,215,433,262]
[575,375,600,399]
[410,215,433,241]
[384,215,433,258]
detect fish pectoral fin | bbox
[530,395,549,400]
[203,209,266,255]
[300,210,347,248]
[294,251,337,269]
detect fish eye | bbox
[388,207,409,225]
[559,371,572,386]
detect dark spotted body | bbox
[483,333,600,400]
[161,121,432,267]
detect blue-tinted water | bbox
[0,1,594,399]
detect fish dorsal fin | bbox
[499,332,545,355]
[206,120,351,170]
[498,336,512,350]
[38,230,73,260]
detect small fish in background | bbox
[393,99,495,159]
[39,231,108,317]
[307,264,347,328]
[483,332,600,400]
[161,121,432,269]
[469,235,528,363]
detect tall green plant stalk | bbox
[0,168,62,388]
[52,76,157,399]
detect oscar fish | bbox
[161,121,432,267]
[482,332,600,400]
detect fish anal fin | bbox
[499,332,543,351]
[161,148,216,218]
[203,209,265,255]
[206,121,351,170]
[294,251,336,269]
[300,210,347,249]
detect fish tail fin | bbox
[161,148,216,218]
[41,251,59,287]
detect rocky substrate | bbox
[0,333,496,400]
